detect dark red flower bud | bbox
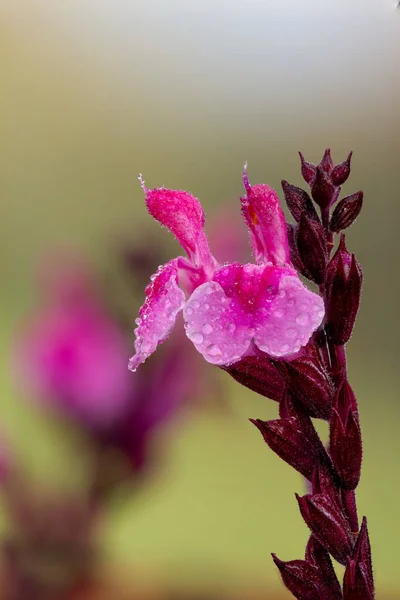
[296,493,354,565]
[297,213,328,284]
[353,517,374,588]
[343,557,374,599]
[330,192,363,233]
[278,347,334,420]
[330,382,362,490]
[331,151,353,186]
[305,536,342,600]
[251,414,327,480]
[319,148,334,175]
[281,180,319,223]
[311,166,338,209]
[299,151,317,185]
[224,354,285,402]
[326,245,363,345]
[272,555,323,600]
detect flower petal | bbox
[128,259,186,371]
[241,169,290,266]
[144,186,216,272]
[254,275,325,357]
[183,280,252,366]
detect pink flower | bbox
[17,262,132,429]
[128,169,325,372]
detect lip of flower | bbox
[128,169,325,372]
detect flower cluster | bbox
[130,149,372,599]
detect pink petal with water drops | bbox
[241,168,290,266]
[183,280,252,366]
[183,262,324,365]
[128,259,186,372]
[254,275,325,357]
[144,184,217,273]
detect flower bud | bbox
[311,166,338,209]
[272,555,322,599]
[296,493,354,565]
[297,213,328,284]
[278,346,334,420]
[330,191,363,233]
[343,558,374,599]
[330,381,362,490]
[353,517,374,588]
[319,148,334,174]
[287,224,310,280]
[305,536,342,600]
[311,463,341,508]
[326,243,363,345]
[331,151,353,186]
[251,414,327,480]
[224,354,285,402]
[299,151,317,185]
[281,180,319,223]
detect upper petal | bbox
[144,185,217,273]
[241,168,290,266]
[128,259,186,372]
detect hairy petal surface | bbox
[144,186,216,273]
[183,263,324,365]
[128,259,186,371]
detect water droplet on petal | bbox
[202,323,213,334]
[135,317,142,325]
[278,289,286,298]
[274,309,285,319]
[204,303,210,310]
[191,332,204,344]
[186,307,193,316]
[141,341,152,352]
[286,328,297,339]
[206,286,214,295]
[227,323,236,333]
[280,343,290,353]
[206,343,222,356]
[318,309,325,318]
[296,313,309,326]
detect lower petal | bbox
[183,281,252,366]
[128,259,186,371]
[254,275,324,357]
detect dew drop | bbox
[278,289,286,298]
[204,303,210,310]
[287,299,294,307]
[193,301,200,309]
[150,274,157,281]
[202,323,213,334]
[135,317,142,325]
[227,323,236,333]
[274,309,285,319]
[318,309,325,318]
[206,343,222,356]
[206,286,214,295]
[280,343,290,353]
[296,313,309,326]
[191,332,204,344]
[286,328,297,339]
[141,341,152,352]
[185,307,193,316]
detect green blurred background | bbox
[1,0,399,597]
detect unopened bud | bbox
[299,151,317,185]
[311,166,338,209]
[319,148,334,174]
[305,536,342,600]
[281,180,319,223]
[330,191,363,232]
[326,242,363,345]
[296,493,354,565]
[272,555,322,600]
[251,414,327,480]
[297,213,328,284]
[343,557,374,599]
[330,381,362,490]
[331,151,353,186]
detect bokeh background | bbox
[1,0,399,598]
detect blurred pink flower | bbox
[17,261,132,429]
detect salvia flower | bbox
[128,169,324,372]
[17,261,132,429]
